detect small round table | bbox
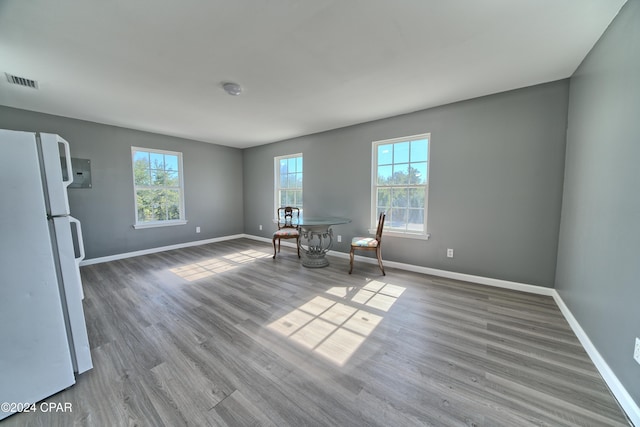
[296,216,351,268]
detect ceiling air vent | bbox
[5,73,39,89]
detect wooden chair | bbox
[273,207,301,259]
[349,213,386,275]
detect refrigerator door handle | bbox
[57,135,74,188]
[68,216,85,263]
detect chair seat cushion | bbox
[274,228,299,237]
[351,237,378,247]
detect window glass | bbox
[275,154,303,214]
[132,147,185,227]
[372,134,429,236]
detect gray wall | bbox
[0,106,244,259]
[244,81,569,287]
[556,0,640,405]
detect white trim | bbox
[133,219,188,229]
[79,234,245,266]
[551,293,640,426]
[79,233,639,424]
[274,152,303,215]
[131,146,186,227]
[327,249,555,295]
[371,133,430,238]
[367,229,431,240]
[248,235,280,245]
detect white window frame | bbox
[131,146,187,229]
[370,133,430,240]
[274,153,303,214]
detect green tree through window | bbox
[373,135,429,235]
[132,147,185,226]
[275,153,303,211]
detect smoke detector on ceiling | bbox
[5,73,39,89]
[221,82,242,96]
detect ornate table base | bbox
[298,225,334,268]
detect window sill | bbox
[368,229,430,240]
[133,220,188,229]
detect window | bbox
[131,147,186,229]
[372,134,430,238]
[275,153,303,212]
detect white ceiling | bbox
[0,0,627,148]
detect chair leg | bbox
[272,237,277,259]
[349,247,354,274]
[278,238,281,253]
[376,247,385,275]
[296,237,300,258]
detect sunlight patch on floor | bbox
[267,280,405,365]
[169,250,271,282]
[223,249,271,264]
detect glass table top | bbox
[296,216,351,226]
[274,216,351,226]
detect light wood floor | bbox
[6,238,630,426]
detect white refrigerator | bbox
[0,130,92,420]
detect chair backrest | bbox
[375,212,386,242]
[277,206,300,229]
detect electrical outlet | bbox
[634,337,640,365]
[447,248,454,258]
[337,235,342,243]
[196,226,201,233]
[259,224,263,231]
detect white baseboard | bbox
[79,234,246,266]
[246,234,278,245]
[551,292,639,426]
[328,249,556,296]
[81,233,638,424]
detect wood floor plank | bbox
[3,238,630,426]
[207,390,276,427]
